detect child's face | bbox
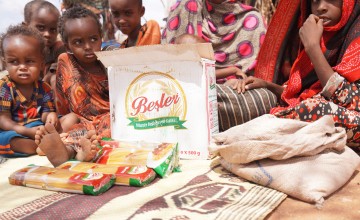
[64,16,102,66]
[311,0,342,27]
[27,8,59,48]
[3,35,44,86]
[109,0,145,36]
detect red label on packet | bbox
[115,166,151,178]
[95,147,113,164]
[69,172,109,188]
[57,161,156,187]
[99,140,120,148]
[113,165,156,186]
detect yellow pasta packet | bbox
[9,165,115,195]
[147,143,180,178]
[96,140,180,177]
[57,161,156,187]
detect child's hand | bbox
[224,79,246,93]
[43,63,57,83]
[46,112,59,129]
[215,66,247,80]
[234,67,247,79]
[299,14,323,52]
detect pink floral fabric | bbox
[163,0,267,74]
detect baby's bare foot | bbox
[76,130,97,162]
[36,123,73,167]
[36,147,46,156]
[34,125,45,146]
[35,126,46,156]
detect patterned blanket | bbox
[0,156,286,220]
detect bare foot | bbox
[36,147,46,156]
[34,125,45,146]
[35,123,74,167]
[35,128,68,156]
[75,130,98,162]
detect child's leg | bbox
[9,138,37,155]
[59,113,80,133]
[35,123,75,167]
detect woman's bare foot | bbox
[35,123,74,167]
[75,130,98,162]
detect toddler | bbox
[0,25,78,156]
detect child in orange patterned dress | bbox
[35,6,110,167]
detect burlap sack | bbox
[210,114,347,164]
[220,147,360,206]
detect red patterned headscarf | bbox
[272,0,360,112]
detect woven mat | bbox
[0,157,7,164]
[0,156,286,220]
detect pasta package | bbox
[147,143,180,178]
[95,140,180,177]
[8,165,115,195]
[57,161,156,187]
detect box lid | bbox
[95,43,214,68]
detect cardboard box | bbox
[96,43,218,159]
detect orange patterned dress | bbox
[55,53,111,138]
[120,20,161,48]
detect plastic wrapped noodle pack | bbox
[9,165,115,195]
[57,161,156,187]
[96,140,180,177]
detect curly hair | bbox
[58,5,102,44]
[0,24,46,58]
[109,0,143,8]
[24,0,60,24]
